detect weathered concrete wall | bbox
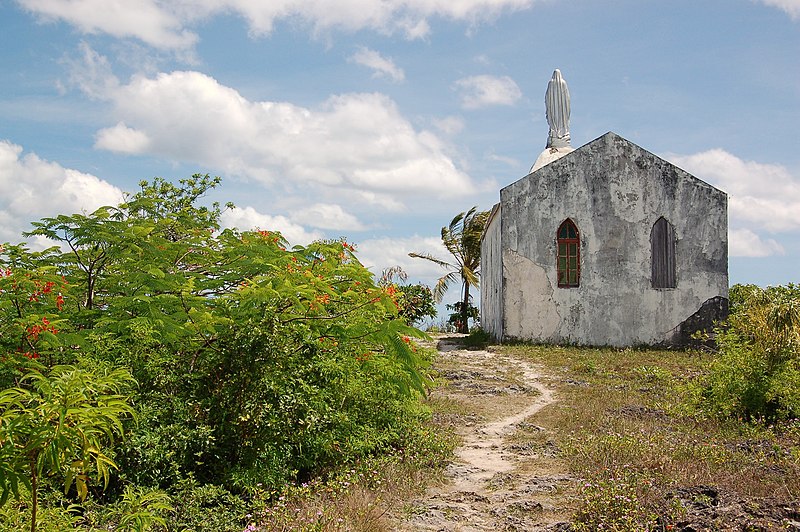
[497,132,728,347]
[480,204,504,339]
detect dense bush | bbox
[700,283,800,421]
[0,175,432,529]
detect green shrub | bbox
[700,284,800,420]
[1,176,435,528]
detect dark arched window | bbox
[557,219,580,288]
[651,217,676,289]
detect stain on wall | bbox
[481,132,728,347]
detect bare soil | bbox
[392,335,575,531]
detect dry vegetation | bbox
[502,343,800,530]
[259,337,800,531]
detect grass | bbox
[251,421,458,532]
[253,340,800,531]
[501,343,800,530]
[251,349,460,532]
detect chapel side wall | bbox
[480,206,504,340]
[500,132,728,347]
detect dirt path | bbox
[394,336,574,531]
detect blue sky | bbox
[1,0,799,308]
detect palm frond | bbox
[433,272,459,303]
[407,252,453,269]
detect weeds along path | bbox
[395,335,574,531]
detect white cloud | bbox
[668,149,800,233]
[290,203,366,231]
[454,75,522,109]
[757,0,800,19]
[432,116,466,135]
[220,205,322,246]
[729,228,785,258]
[62,42,120,99]
[18,0,198,50]
[0,140,123,244]
[95,122,151,152]
[356,235,450,287]
[349,47,405,82]
[351,191,406,212]
[486,151,520,167]
[18,0,536,50]
[77,64,476,196]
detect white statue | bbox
[545,69,571,149]
[530,69,574,173]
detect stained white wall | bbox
[483,132,728,347]
[480,204,504,339]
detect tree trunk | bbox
[30,456,37,532]
[459,283,470,334]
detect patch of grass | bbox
[252,397,458,531]
[501,343,800,530]
[462,328,491,349]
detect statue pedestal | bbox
[530,146,574,173]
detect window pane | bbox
[569,257,577,270]
[569,271,577,285]
[558,257,567,270]
[569,243,577,256]
[568,225,577,238]
[559,243,567,255]
[558,226,567,239]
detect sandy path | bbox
[394,336,573,531]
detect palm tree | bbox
[409,206,489,333]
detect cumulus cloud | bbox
[290,203,366,231]
[668,148,800,257]
[351,191,406,212]
[95,122,151,152]
[220,205,322,246]
[0,140,123,244]
[349,47,405,82]
[18,0,537,50]
[355,235,450,287]
[729,229,785,258]
[78,65,475,197]
[18,0,198,50]
[758,0,800,19]
[454,75,522,109]
[668,149,800,232]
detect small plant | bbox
[0,365,136,532]
[113,486,173,532]
[445,300,479,332]
[463,328,491,348]
[573,471,660,531]
[634,365,672,383]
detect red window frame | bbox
[557,219,580,288]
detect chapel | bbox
[480,70,729,347]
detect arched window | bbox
[651,217,676,289]
[557,219,580,288]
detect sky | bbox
[1,0,799,312]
